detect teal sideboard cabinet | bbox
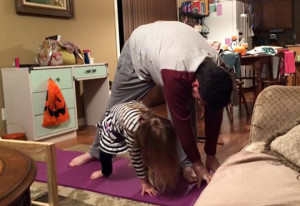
[1,63,109,142]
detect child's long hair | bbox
[130,102,180,193]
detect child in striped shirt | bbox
[90,101,180,196]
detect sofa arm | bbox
[249,86,300,143]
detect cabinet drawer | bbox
[33,88,75,115]
[31,68,73,92]
[34,108,76,138]
[73,65,107,80]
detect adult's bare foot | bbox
[205,155,220,172]
[90,170,104,180]
[69,152,96,167]
[183,166,198,183]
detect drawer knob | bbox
[92,69,96,73]
[55,77,60,82]
[85,69,91,74]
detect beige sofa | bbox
[195,85,300,206]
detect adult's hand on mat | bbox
[140,179,158,196]
[192,161,212,187]
[183,166,198,183]
[90,170,104,180]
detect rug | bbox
[33,193,94,206]
[31,181,152,206]
[35,149,206,206]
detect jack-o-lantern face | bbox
[42,79,70,127]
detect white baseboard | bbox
[39,130,77,143]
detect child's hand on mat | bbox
[192,161,212,187]
[90,170,104,180]
[140,179,158,196]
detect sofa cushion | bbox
[265,123,300,173]
[243,142,265,153]
[250,86,300,143]
[194,151,300,206]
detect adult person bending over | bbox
[70,21,233,186]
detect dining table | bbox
[240,54,273,99]
[0,146,37,206]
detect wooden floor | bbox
[56,92,255,165]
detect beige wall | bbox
[0,1,118,133]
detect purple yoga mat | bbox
[35,149,206,206]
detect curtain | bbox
[121,0,177,42]
[118,0,177,107]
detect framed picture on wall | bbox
[15,0,74,18]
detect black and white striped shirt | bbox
[98,101,146,178]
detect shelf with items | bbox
[180,0,209,16]
[179,9,210,38]
[179,11,209,19]
[200,31,209,38]
[179,0,210,38]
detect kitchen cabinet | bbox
[261,0,293,31]
[2,64,109,142]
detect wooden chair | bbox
[263,51,296,88]
[238,64,256,94]
[226,79,250,122]
[221,52,250,121]
[0,139,59,206]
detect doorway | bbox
[115,0,178,52]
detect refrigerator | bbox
[204,0,254,87]
[204,0,253,47]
